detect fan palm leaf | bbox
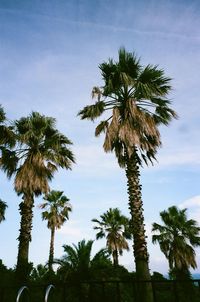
[92,208,131,266]
[152,206,200,276]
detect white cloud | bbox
[57,220,90,239]
[74,199,120,211]
[179,195,200,209]
[73,144,120,176]
[158,151,200,167]
[178,195,200,223]
[145,146,200,171]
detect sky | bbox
[0,0,200,275]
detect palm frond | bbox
[78,101,105,121]
[152,206,200,271]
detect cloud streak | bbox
[1,3,200,43]
[179,195,200,209]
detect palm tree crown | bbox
[79,47,177,167]
[92,208,131,266]
[2,111,75,194]
[40,190,72,230]
[152,206,200,271]
[0,199,7,223]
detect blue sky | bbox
[0,0,200,274]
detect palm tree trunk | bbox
[125,149,153,302]
[174,268,194,302]
[49,227,55,272]
[16,193,34,284]
[112,249,119,266]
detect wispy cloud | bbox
[178,195,200,223]
[57,220,91,239]
[1,4,200,43]
[179,195,200,209]
[73,144,120,177]
[157,149,200,167]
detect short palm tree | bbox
[92,208,131,266]
[79,47,177,301]
[56,239,110,280]
[39,190,72,271]
[152,206,200,278]
[0,199,7,223]
[1,111,75,281]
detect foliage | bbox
[56,239,112,281]
[0,199,7,223]
[92,208,131,266]
[152,206,200,274]
[30,264,49,281]
[40,190,72,230]
[1,111,75,191]
[78,48,177,168]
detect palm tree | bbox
[152,206,200,278]
[39,190,72,272]
[78,47,177,301]
[0,199,7,223]
[92,208,131,266]
[56,239,111,280]
[1,111,75,282]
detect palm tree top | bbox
[1,111,75,195]
[152,206,200,270]
[78,48,177,167]
[15,111,73,157]
[92,207,131,262]
[92,207,131,237]
[61,239,94,271]
[58,239,110,271]
[100,48,171,98]
[42,190,70,203]
[40,189,72,230]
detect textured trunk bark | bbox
[125,149,153,302]
[48,227,55,272]
[16,193,34,284]
[112,249,119,266]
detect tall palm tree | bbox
[0,199,7,223]
[39,190,72,272]
[1,111,75,282]
[152,206,200,278]
[78,47,177,301]
[92,208,131,266]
